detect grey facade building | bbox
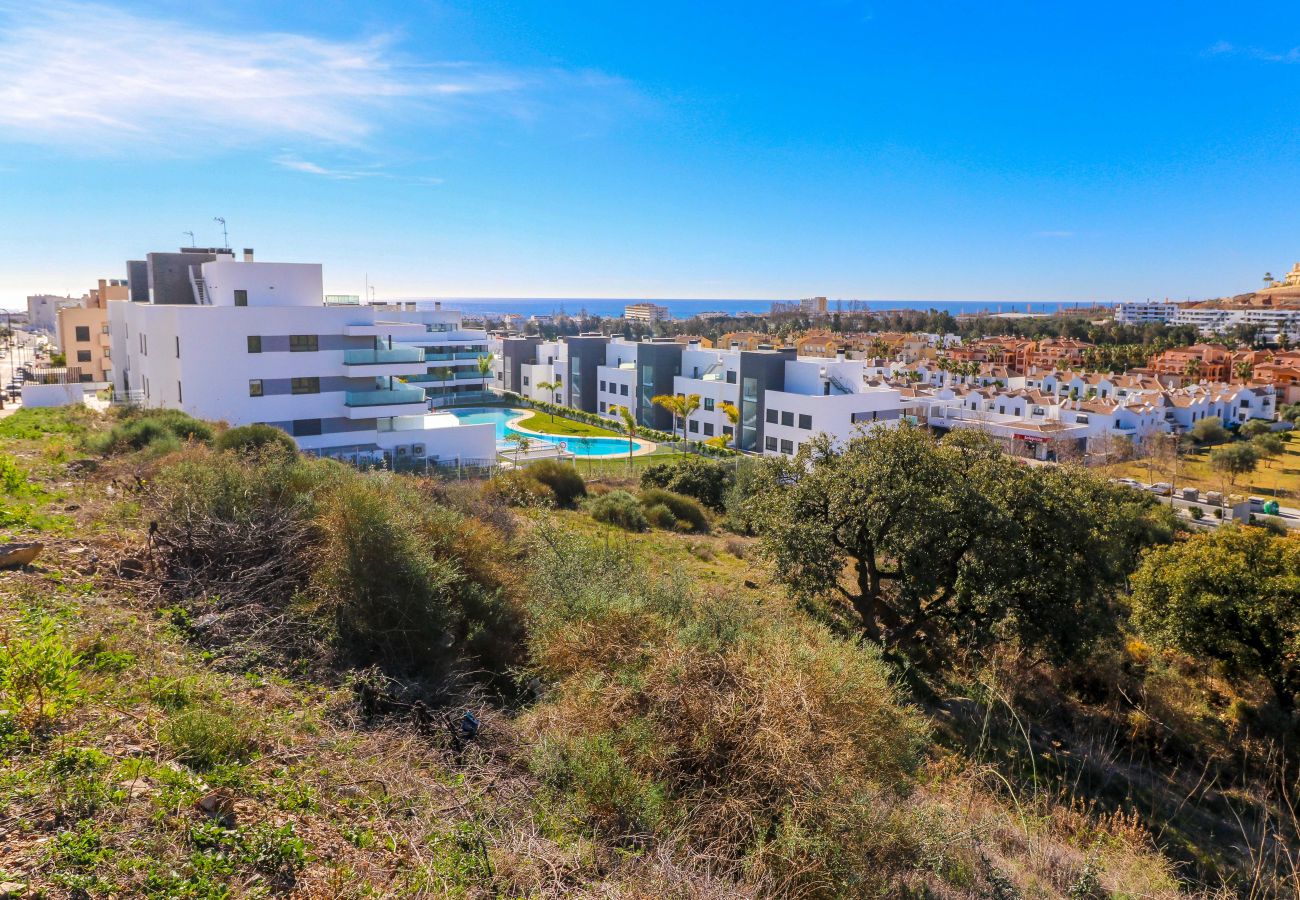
[633,339,683,430]
[564,334,610,413]
[498,335,542,394]
[737,348,792,452]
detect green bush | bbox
[0,618,83,732]
[587,490,648,531]
[526,459,587,507]
[215,423,297,456]
[642,502,677,530]
[639,456,733,511]
[0,406,97,441]
[88,409,214,455]
[483,470,553,508]
[638,488,709,533]
[314,475,523,680]
[163,707,255,770]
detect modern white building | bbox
[1113,299,1180,326]
[624,302,670,323]
[1172,303,1300,339]
[109,253,496,466]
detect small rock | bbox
[0,881,27,899]
[196,789,238,827]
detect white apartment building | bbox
[1173,304,1300,339]
[109,254,495,466]
[624,302,670,323]
[1113,300,1180,326]
[27,294,85,334]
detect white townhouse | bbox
[108,252,496,466]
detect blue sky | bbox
[0,1,1297,304]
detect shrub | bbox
[522,528,928,890]
[642,502,677,530]
[88,409,214,455]
[215,423,297,456]
[526,459,587,507]
[1189,505,1204,520]
[588,490,648,531]
[483,470,553,508]
[638,488,709,533]
[0,406,98,440]
[164,707,255,770]
[314,475,523,681]
[639,456,733,511]
[0,618,83,732]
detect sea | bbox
[415,298,1116,321]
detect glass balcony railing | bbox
[345,387,427,407]
[343,347,426,365]
[423,350,487,361]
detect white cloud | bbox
[0,1,623,151]
[1204,40,1300,64]
[273,154,443,185]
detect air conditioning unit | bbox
[411,443,426,457]
[396,445,409,457]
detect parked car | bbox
[1149,482,1173,496]
[1114,477,1141,488]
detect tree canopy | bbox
[1130,526,1300,710]
[750,426,1176,660]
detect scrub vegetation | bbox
[0,405,1297,898]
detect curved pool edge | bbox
[446,406,658,458]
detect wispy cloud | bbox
[0,1,631,153]
[273,154,443,185]
[1205,40,1300,64]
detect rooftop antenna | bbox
[183,230,195,247]
[213,217,228,250]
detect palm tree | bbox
[1234,360,1254,382]
[1264,271,1275,287]
[536,380,561,419]
[1183,358,1202,382]
[679,393,702,445]
[719,401,740,447]
[651,394,685,442]
[612,404,638,474]
[476,352,495,379]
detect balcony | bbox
[423,351,487,362]
[343,347,426,365]
[344,386,428,419]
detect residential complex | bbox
[108,249,496,466]
[26,293,84,334]
[623,302,670,323]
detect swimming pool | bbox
[442,407,649,458]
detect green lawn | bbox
[513,410,623,438]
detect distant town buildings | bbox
[26,294,84,334]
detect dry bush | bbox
[521,526,930,896]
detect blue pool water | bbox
[443,407,647,457]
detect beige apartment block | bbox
[54,279,126,383]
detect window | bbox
[620,384,629,396]
[600,380,606,392]
[765,436,778,451]
[139,333,147,355]
[781,411,794,427]
[234,289,248,307]
[247,336,261,353]
[704,422,714,436]
[177,381,183,402]
[723,425,733,436]
[175,336,180,357]
[76,349,92,363]
[689,419,699,433]
[704,397,715,411]
[798,414,812,430]
[74,325,90,342]
[291,377,320,395]
[765,408,778,424]
[523,376,530,386]
[599,401,607,413]
[249,379,264,397]
[289,334,319,352]
[292,419,322,437]
[726,370,737,384]
[780,439,794,455]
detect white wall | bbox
[199,260,324,307]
